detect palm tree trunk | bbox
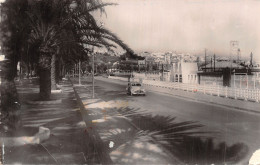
[27,63,30,78]
[60,57,65,78]
[39,68,51,100]
[55,59,60,84]
[38,54,51,100]
[51,54,56,90]
[62,65,65,78]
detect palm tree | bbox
[50,0,135,90]
[2,0,136,101]
[0,0,30,81]
[26,0,61,99]
[0,0,29,127]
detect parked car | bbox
[126,82,146,96]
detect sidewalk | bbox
[71,78,180,164]
[2,79,99,164]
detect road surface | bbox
[81,77,260,164]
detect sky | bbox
[95,0,260,60]
[0,0,259,59]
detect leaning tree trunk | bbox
[61,64,65,78]
[51,54,56,90]
[55,58,60,84]
[39,54,51,100]
[59,57,65,79]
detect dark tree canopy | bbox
[0,0,136,100]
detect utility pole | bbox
[92,48,95,99]
[210,57,212,72]
[78,60,81,85]
[250,52,253,67]
[237,48,241,64]
[213,54,216,72]
[204,49,207,72]
[73,64,76,77]
[19,62,22,81]
[162,63,164,81]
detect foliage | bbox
[120,52,145,61]
[0,0,136,78]
[0,0,30,80]
[1,0,137,100]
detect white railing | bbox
[114,72,132,76]
[142,79,260,103]
[107,75,260,103]
[108,76,128,81]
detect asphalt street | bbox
[81,77,260,163]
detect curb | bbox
[69,78,182,164]
[25,99,62,105]
[70,79,113,164]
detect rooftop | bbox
[205,61,243,69]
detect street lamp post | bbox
[78,60,81,85]
[91,22,104,99]
[92,48,95,99]
[108,62,111,74]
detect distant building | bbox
[170,60,198,84]
[202,61,244,72]
[154,57,164,64]
[0,55,5,61]
[164,53,172,64]
[182,62,198,84]
[254,61,260,68]
[199,61,246,87]
[145,56,155,71]
[138,60,145,65]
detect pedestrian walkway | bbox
[2,79,99,164]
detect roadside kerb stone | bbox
[25,99,62,105]
[72,86,113,164]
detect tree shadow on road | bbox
[69,80,249,164]
[103,108,249,165]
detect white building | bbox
[171,59,198,84]
[138,60,145,65]
[0,55,5,61]
[181,62,198,84]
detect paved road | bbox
[82,77,260,164]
